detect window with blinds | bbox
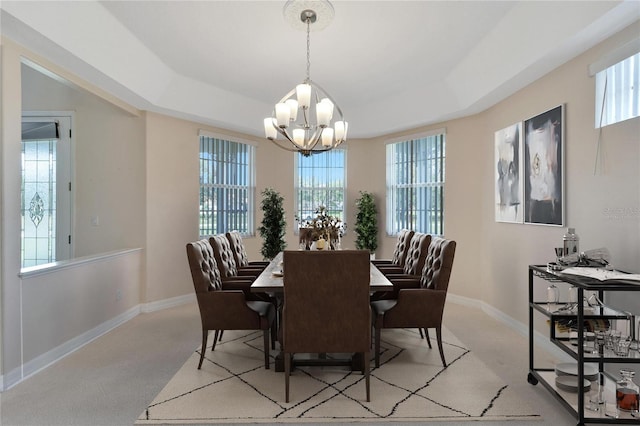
[199,136,255,237]
[295,148,346,228]
[386,133,445,236]
[595,51,639,128]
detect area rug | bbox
[137,328,540,424]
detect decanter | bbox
[616,369,639,413]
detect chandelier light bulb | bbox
[264,118,277,140]
[293,128,306,147]
[322,127,334,147]
[285,99,299,121]
[296,84,312,109]
[334,120,347,142]
[316,101,331,127]
[275,103,290,128]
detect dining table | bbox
[250,251,394,372]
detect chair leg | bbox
[271,320,277,350]
[374,326,381,368]
[364,351,370,402]
[424,328,432,348]
[198,330,208,369]
[435,326,447,367]
[263,329,270,369]
[285,353,291,403]
[212,330,220,352]
[418,328,424,338]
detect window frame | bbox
[198,131,256,238]
[385,130,446,237]
[594,51,639,128]
[294,147,347,233]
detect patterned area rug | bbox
[137,328,539,424]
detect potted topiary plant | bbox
[354,191,378,257]
[258,187,287,260]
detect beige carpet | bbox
[137,328,540,424]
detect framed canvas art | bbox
[523,105,564,226]
[495,122,523,223]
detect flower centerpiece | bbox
[297,206,345,250]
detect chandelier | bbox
[263,0,347,157]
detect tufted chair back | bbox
[420,237,457,291]
[186,238,223,293]
[402,232,432,276]
[226,231,250,267]
[391,229,414,266]
[209,234,239,278]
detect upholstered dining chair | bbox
[371,229,414,268]
[186,238,276,369]
[282,250,371,403]
[372,233,431,301]
[225,231,270,271]
[371,237,456,368]
[376,232,431,277]
[209,234,262,285]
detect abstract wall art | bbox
[495,122,523,223]
[523,105,564,226]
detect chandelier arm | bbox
[306,127,323,151]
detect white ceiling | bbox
[2,1,639,138]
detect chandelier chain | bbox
[306,17,311,82]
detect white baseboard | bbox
[447,293,572,363]
[140,293,195,313]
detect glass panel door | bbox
[21,115,72,268]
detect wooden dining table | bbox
[250,251,394,372]
[250,251,394,294]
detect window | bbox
[295,149,346,229]
[199,134,255,237]
[386,132,445,236]
[21,114,73,268]
[595,51,639,127]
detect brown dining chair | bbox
[371,237,456,368]
[371,229,414,268]
[281,250,371,403]
[226,230,270,271]
[209,234,261,285]
[373,232,431,301]
[186,238,276,369]
[376,232,431,277]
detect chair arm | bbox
[382,288,447,328]
[387,277,420,290]
[248,261,270,267]
[376,266,404,275]
[235,269,259,279]
[220,279,253,291]
[371,259,393,266]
